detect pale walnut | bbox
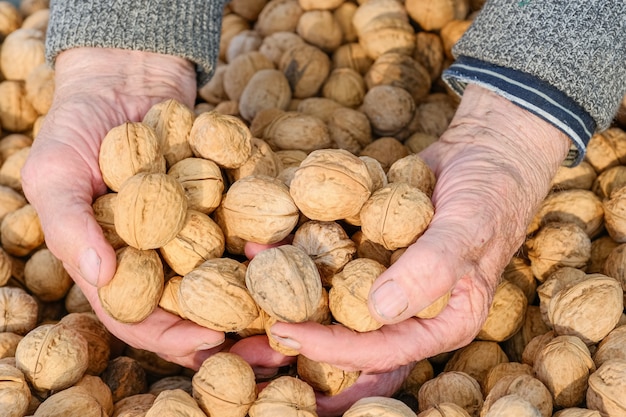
[223,51,274,101]
[15,323,89,392]
[553,409,601,417]
[111,393,156,417]
[593,325,626,368]
[387,153,436,197]
[75,374,115,417]
[0,80,39,132]
[533,335,596,408]
[189,110,253,168]
[292,220,357,286]
[212,203,247,255]
[602,186,626,242]
[0,332,22,358]
[192,352,257,417]
[296,96,343,122]
[405,132,438,154]
[0,2,21,40]
[418,371,483,417]
[98,246,164,324]
[225,29,263,63]
[33,386,106,417]
[276,149,308,169]
[0,363,30,417]
[98,122,166,192]
[0,247,12,287]
[585,127,626,173]
[263,111,332,152]
[0,28,45,81]
[527,189,604,238]
[197,64,228,105]
[92,193,126,249]
[0,287,37,335]
[476,280,527,343]
[344,396,417,417]
[482,395,542,417]
[148,375,193,397]
[547,273,622,345]
[239,68,292,122]
[334,2,358,42]
[551,161,596,191]
[20,7,49,32]
[59,313,111,376]
[1,204,44,257]
[65,283,93,314]
[521,331,557,369]
[322,67,366,108]
[526,222,591,282]
[586,358,626,416]
[159,210,225,276]
[246,244,322,323]
[167,157,224,214]
[360,137,411,173]
[329,258,385,332]
[297,10,343,52]
[158,275,184,317]
[0,145,29,190]
[537,266,587,326]
[603,243,626,304]
[248,375,316,417]
[480,374,552,417]
[351,0,409,34]
[400,359,435,400]
[225,138,284,183]
[483,362,533,397]
[418,403,472,417]
[297,354,360,396]
[142,99,194,167]
[440,19,472,59]
[24,62,54,115]
[328,107,373,155]
[0,184,27,223]
[360,156,388,192]
[279,42,331,98]
[361,85,416,137]
[258,31,306,66]
[502,257,537,304]
[23,247,72,302]
[365,52,432,103]
[332,42,373,75]
[405,0,469,31]
[351,229,393,267]
[255,0,304,37]
[145,389,206,417]
[114,172,188,250]
[414,32,445,82]
[360,182,434,251]
[357,18,416,60]
[592,165,626,198]
[178,258,259,332]
[290,148,373,221]
[219,13,250,62]
[444,341,509,394]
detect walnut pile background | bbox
[1,0,626,416]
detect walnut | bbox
[248,375,316,417]
[481,374,552,417]
[0,184,27,223]
[0,2,21,40]
[20,7,49,32]
[159,210,225,276]
[360,137,411,173]
[526,222,591,282]
[333,2,358,43]
[65,283,92,314]
[92,193,126,250]
[521,331,557,368]
[361,85,416,137]
[502,306,551,364]
[328,107,373,155]
[0,363,30,417]
[332,42,373,75]
[263,111,332,152]
[365,52,432,103]
[219,13,250,62]
[602,186,626,242]
[98,246,164,324]
[239,68,292,122]
[189,111,253,169]
[145,389,206,417]
[351,229,393,266]
[476,280,527,343]
[482,394,543,417]
[142,99,194,167]
[586,358,626,416]
[223,51,274,102]
[296,354,360,396]
[387,154,436,197]
[593,325,626,368]
[101,356,148,403]
[0,28,45,81]
[551,161,596,191]
[0,332,22,359]
[344,396,417,417]
[32,386,106,417]
[400,359,435,399]
[418,371,483,417]
[0,145,29,191]
[198,64,228,105]
[0,286,38,335]
[592,165,626,198]
[0,80,38,132]
[113,172,188,250]
[0,204,43,257]
[329,257,385,332]
[226,138,284,183]
[0,247,12,287]
[292,220,357,286]
[360,182,434,251]
[59,313,111,376]
[405,0,469,31]
[483,362,533,397]
[24,62,54,115]
[246,244,322,322]
[405,132,438,154]
[360,155,388,192]
[440,19,472,59]
[178,258,259,332]
[148,375,192,397]
[296,10,343,52]
[225,30,264,63]
[279,42,331,98]
[444,341,509,394]
[98,122,166,192]
[167,157,224,214]
[298,0,345,11]
[322,67,366,108]
[75,374,115,416]
[258,31,306,66]
[502,257,537,304]
[192,352,257,417]
[112,393,156,417]
[290,148,373,221]
[552,409,602,417]
[255,0,304,37]
[15,323,89,391]
[533,335,595,408]
[24,247,72,302]
[585,127,626,173]
[414,32,445,82]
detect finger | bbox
[229,335,296,369]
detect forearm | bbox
[444,0,626,165]
[46,0,227,85]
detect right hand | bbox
[21,47,226,369]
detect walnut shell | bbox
[297,9,343,52]
[192,352,257,417]
[0,247,13,287]
[24,247,72,302]
[593,325,626,368]
[246,244,322,322]
[223,51,274,102]
[387,153,436,197]
[586,358,626,416]
[361,85,416,137]
[480,374,552,417]
[418,371,483,417]
[351,229,393,266]
[255,0,303,37]
[263,111,332,152]
[178,258,259,332]
[332,42,374,75]
[360,155,388,192]
[0,332,22,359]
[113,172,188,250]
[1,203,44,257]
[476,280,527,342]
[279,42,331,98]
[65,283,92,314]
[483,362,533,397]
[533,335,595,408]
[344,396,417,417]
[502,257,537,304]
[0,145,29,191]
[0,2,21,40]
[0,286,38,335]
[258,31,306,66]
[413,31,445,82]
[0,363,30,417]
[296,354,360,396]
[159,210,225,276]
[360,137,411,173]
[322,67,366,108]
[98,246,164,324]
[111,393,156,417]
[592,165,626,199]
[226,29,264,63]
[443,341,509,393]
[365,52,431,103]
[92,193,126,250]
[239,68,292,122]
[145,389,206,417]
[33,386,105,417]
[501,306,551,364]
[98,122,166,192]
[400,359,435,398]
[0,80,39,132]
[290,148,373,221]
[482,394,542,417]
[189,111,253,169]
[585,127,626,173]
[552,409,601,417]
[142,99,194,167]
[59,312,111,376]
[248,375,316,417]
[148,375,193,397]
[328,107,373,155]
[329,257,385,332]
[0,28,45,81]
[602,186,626,242]
[551,161,597,191]
[75,374,115,416]
[360,182,434,251]
[24,62,54,115]
[15,323,89,391]
[292,220,357,286]
[0,184,27,223]
[101,356,148,403]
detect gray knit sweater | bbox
[45,0,626,163]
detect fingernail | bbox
[195,339,225,351]
[79,247,101,286]
[270,334,301,351]
[370,280,409,320]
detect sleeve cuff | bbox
[442,56,596,166]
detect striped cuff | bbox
[442,56,595,166]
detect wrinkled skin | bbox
[21,48,571,417]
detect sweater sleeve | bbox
[442,0,626,166]
[45,0,227,85]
